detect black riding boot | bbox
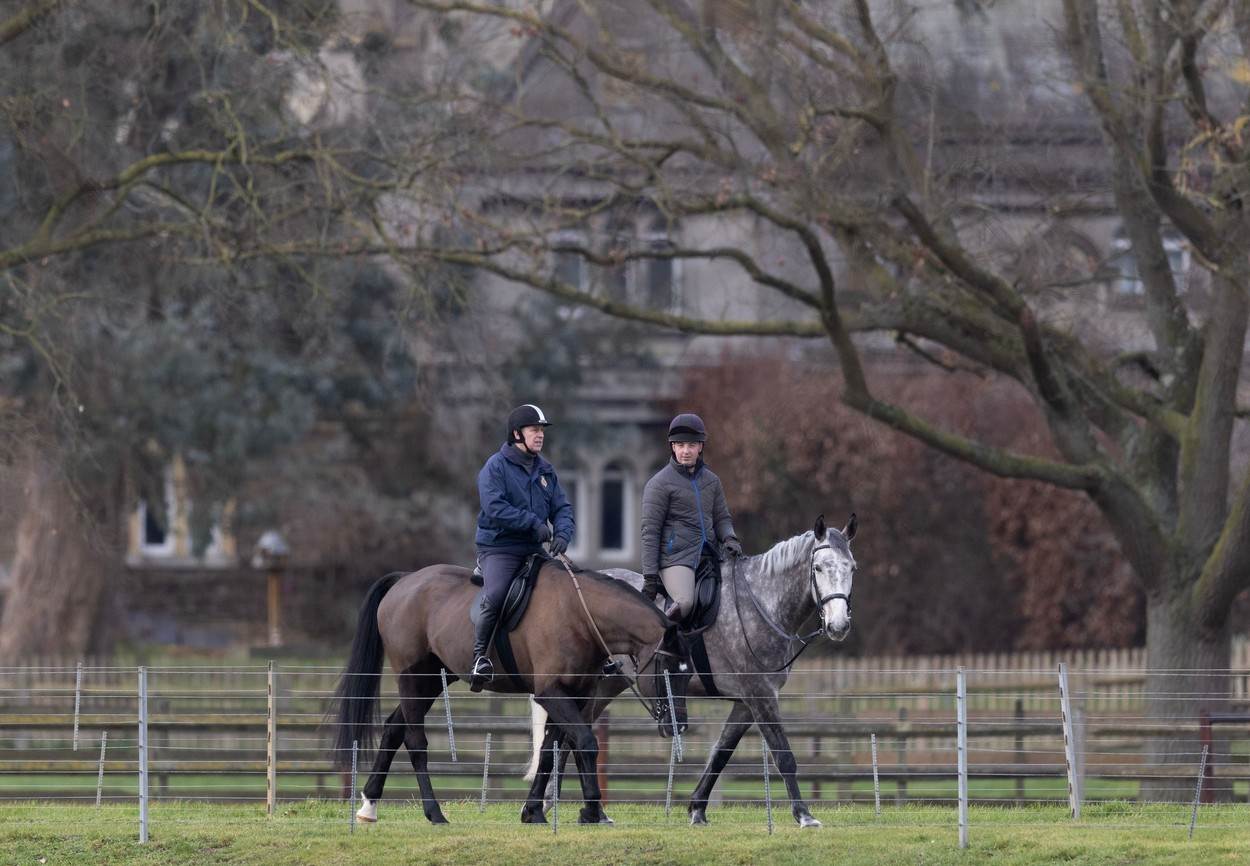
[470,599,499,692]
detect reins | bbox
[555,553,674,724]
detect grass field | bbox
[1,801,1247,865]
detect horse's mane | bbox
[753,528,851,578]
[753,531,816,579]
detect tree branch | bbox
[0,0,63,48]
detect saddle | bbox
[468,553,547,689]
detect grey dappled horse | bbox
[526,514,857,828]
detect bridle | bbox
[734,539,853,673]
[809,542,854,622]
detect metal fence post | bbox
[663,669,682,762]
[1189,744,1209,840]
[349,740,358,834]
[551,742,560,835]
[956,666,968,851]
[138,666,149,844]
[871,733,881,817]
[95,731,108,807]
[665,735,677,818]
[1059,662,1081,819]
[763,742,774,835]
[441,668,457,762]
[267,661,277,816]
[479,732,492,813]
[73,660,83,752]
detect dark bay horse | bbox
[527,515,857,827]
[331,560,689,825]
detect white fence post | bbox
[957,666,968,850]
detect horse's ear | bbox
[843,513,858,541]
[813,514,827,539]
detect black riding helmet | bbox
[667,413,707,443]
[507,403,552,443]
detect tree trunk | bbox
[1140,588,1232,802]
[0,451,114,662]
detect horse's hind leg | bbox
[399,668,449,824]
[688,700,754,826]
[357,705,406,822]
[748,694,819,828]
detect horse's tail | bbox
[331,572,403,769]
[522,696,548,782]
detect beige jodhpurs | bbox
[660,565,697,618]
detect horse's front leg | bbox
[537,686,605,825]
[688,699,753,825]
[747,694,820,828]
[543,688,616,815]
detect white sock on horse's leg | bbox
[357,793,378,822]
[523,699,548,783]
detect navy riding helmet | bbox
[668,413,707,443]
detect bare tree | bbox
[384,0,1250,792]
[0,0,472,660]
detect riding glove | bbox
[549,536,568,556]
[641,573,661,601]
[723,538,743,558]
[535,523,553,543]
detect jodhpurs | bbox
[660,565,696,619]
[477,551,529,610]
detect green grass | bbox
[4,772,1245,804]
[1,801,1247,865]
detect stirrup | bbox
[469,656,494,691]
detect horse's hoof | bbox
[689,808,709,826]
[578,806,612,825]
[427,810,449,825]
[798,813,822,829]
[356,795,378,823]
[521,807,548,824]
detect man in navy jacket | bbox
[471,403,575,689]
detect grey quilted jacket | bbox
[641,457,738,575]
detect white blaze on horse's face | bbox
[812,541,854,641]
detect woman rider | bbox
[471,403,575,690]
[640,413,742,620]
